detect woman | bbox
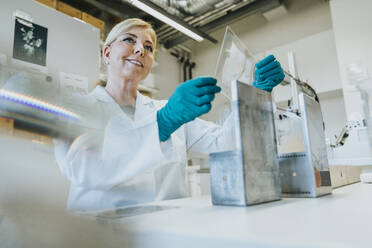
[54,18,285,212]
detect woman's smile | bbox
[124,58,144,67]
[104,26,154,83]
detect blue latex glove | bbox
[253,54,285,92]
[157,77,221,142]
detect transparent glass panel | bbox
[211,27,257,152]
[215,26,256,100]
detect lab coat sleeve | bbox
[53,112,171,190]
[185,113,236,154]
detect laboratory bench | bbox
[1,183,371,248]
[91,182,372,248]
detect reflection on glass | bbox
[215,26,256,100]
[0,70,104,140]
[212,27,257,152]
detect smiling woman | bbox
[53,18,285,212]
[100,18,158,106]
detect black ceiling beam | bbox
[164,0,282,49]
[79,0,139,20]
[124,0,218,44]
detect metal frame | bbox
[209,81,281,206]
[278,93,332,197]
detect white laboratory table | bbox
[2,183,371,248]
[91,183,372,248]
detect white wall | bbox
[330,0,372,119]
[151,47,182,100]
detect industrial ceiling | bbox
[59,0,282,49]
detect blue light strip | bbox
[0,89,80,121]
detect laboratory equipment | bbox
[328,63,372,183]
[276,93,332,197]
[328,119,371,162]
[209,81,281,206]
[275,52,332,197]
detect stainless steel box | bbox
[277,93,332,197]
[209,81,281,206]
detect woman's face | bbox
[105,26,155,83]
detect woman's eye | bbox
[122,37,134,43]
[145,45,153,52]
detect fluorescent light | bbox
[128,0,204,42]
[0,89,80,120]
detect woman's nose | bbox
[134,44,144,56]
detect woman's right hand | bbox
[157,76,221,142]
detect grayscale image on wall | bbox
[13,17,48,66]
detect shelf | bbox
[329,158,372,166]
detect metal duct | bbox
[154,0,259,42]
[163,0,281,48]
[150,0,244,17]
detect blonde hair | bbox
[98,18,158,87]
[105,18,157,55]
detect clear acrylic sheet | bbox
[215,26,256,100]
[212,27,257,151]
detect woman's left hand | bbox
[252,54,285,92]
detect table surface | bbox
[92,183,372,248]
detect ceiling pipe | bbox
[151,0,243,17]
[155,0,241,40]
[164,0,281,48]
[124,0,218,44]
[157,2,237,41]
[183,59,190,82]
[189,61,195,80]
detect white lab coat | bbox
[54,85,234,212]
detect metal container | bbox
[209,81,281,206]
[277,93,332,197]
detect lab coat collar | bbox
[90,85,115,104]
[135,89,156,121]
[91,86,152,104]
[90,85,156,121]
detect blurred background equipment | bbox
[0,71,104,140]
[274,52,332,197]
[276,92,332,197]
[327,63,372,183]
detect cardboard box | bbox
[13,129,53,145]
[330,166,348,188]
[0,117,14,135]
[82,12,105,39]
[57,1,82,19]
[346,166,362,184]
[34,0,57,9]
